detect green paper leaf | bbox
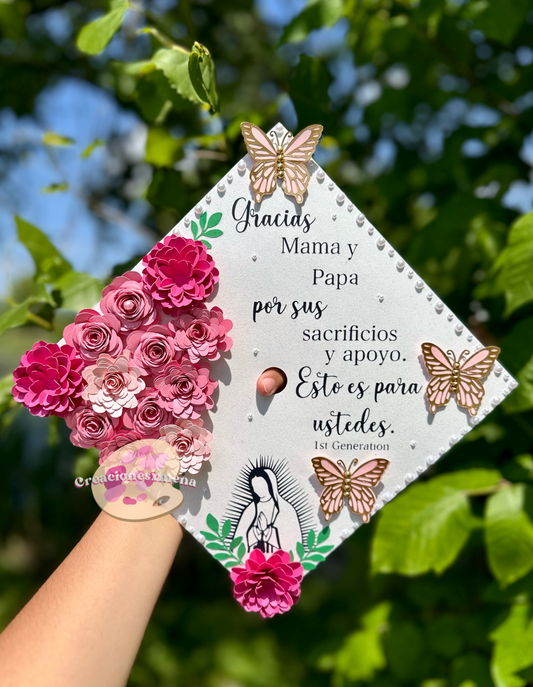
[317,526,330,544]
[289,550,294,562]
[199,530,218,541]
[190,221,199,239]
[206,212,222,229]
[206,513,219,533]
[15,217,72,282]
[188,42,218,112]
[0,299,31,337]
[237,542,245,560]
[296,541,306,559]
[205,542,226,551]
[302,561,316,571]
[485,484,533,587]
[42,131,74,146]
[230,536,243,551]
[203,229,223,239]
[307,553,326,562]
[315,545,334,554]
[307,529,316,550]
[372,470,501,575]
[224,560,237,568]
[76,0,129,55]
[200,211,207,231]
[221,519,231,539]
[201,239,212,249]
[213,552,232,561]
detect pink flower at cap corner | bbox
[142,235,219,315]
[66,404,119,449]
[99,430,140,464]
[172,305,233,364]
[230,549,304,619]
[82,352,146,419]
[123,390,173,438]
[159,419,212,475]
[63,309,123,363]
[12,341,85,418]
[100,271,158,333]
[154,359,217,420]
[126,324,179,377]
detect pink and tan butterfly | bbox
[421,342,500,416]
[241,122,323,204]
[311,456,389,523]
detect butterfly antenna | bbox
[459,349,471,364]
[348,458,359,471]
[336,459,347,472]
[446,350,456,365]
[280,130,292,148]
[269,130,280,147]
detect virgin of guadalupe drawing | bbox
[234,465,302,553]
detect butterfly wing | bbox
[312,456,346,522]
[282,125,323,204]
[421,342,454,413]
[456,347,501,416]
[348,459,389,523]
[241,122,278,203]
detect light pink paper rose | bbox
[63,309,123,363]
[82,353,146,418]
[142,236,219,315]
[172,305,233,363]
[154,359,217,420]
[99,430,140,463]
[100,271,158,333]
[159,419,212,474]
[230,550,304,618]
[123,390,173,438]
[126,324,179,377]
[12,341,84,418]
[66,405,119,449]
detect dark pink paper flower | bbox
[126,324,179,377]
[63,309,123,363]
[99,430,140,463]
[159,419,212,474]
[172,305,233,363]
[154,360,217,419]
[82,353,146,418]
[123,390,173,438]
[66,405,119,449]
[230,550,303,618]
[12,341,84,418]
[100,271,158,333]
[142,235,219,314]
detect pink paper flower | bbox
[123,390,173,438]
[100,271,158,333]
[142,236,219,314]
[12,341,84,418]
[126,324,179,377]
[63,309,123,363]
[230,549,303,618]
[82,353,146,418]
[99,430,140,463]
[155,360,217,419]
[159,419,212,474]
[172,305,233,363]
[66,405,119,449]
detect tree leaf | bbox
[280,0,344,44]
[76,0,129,55]
[53,272,104,311]
[221,519,231,539]
[490,601,533,687]
[206,212,222,229]
[188,42,218,112]
[307,529,316,550]
[0,373,16,416]
[145,128,182,167]
[152,48,205,106]
[230,536,242,551]
[0,299,31,337]
[470,0,532,45]
[80,140,104,158]
[42,132,74,146]
[203,229,223,238]
[492,212,533,316]
[15,217,72,282]
[41,183,69,194]
[296,540,306,559]
[372,470,501,575]
[206,513,219,534]
[485,484,533,587]
[289,55,333,130]
[317,526,330,544]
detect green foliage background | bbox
[2,0,533,685]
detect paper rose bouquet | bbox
[12,235,233,474]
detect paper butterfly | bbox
[421,342,501,416]
[241,122,323,204]
[311,456,390,523]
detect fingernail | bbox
[261,377,276,395]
